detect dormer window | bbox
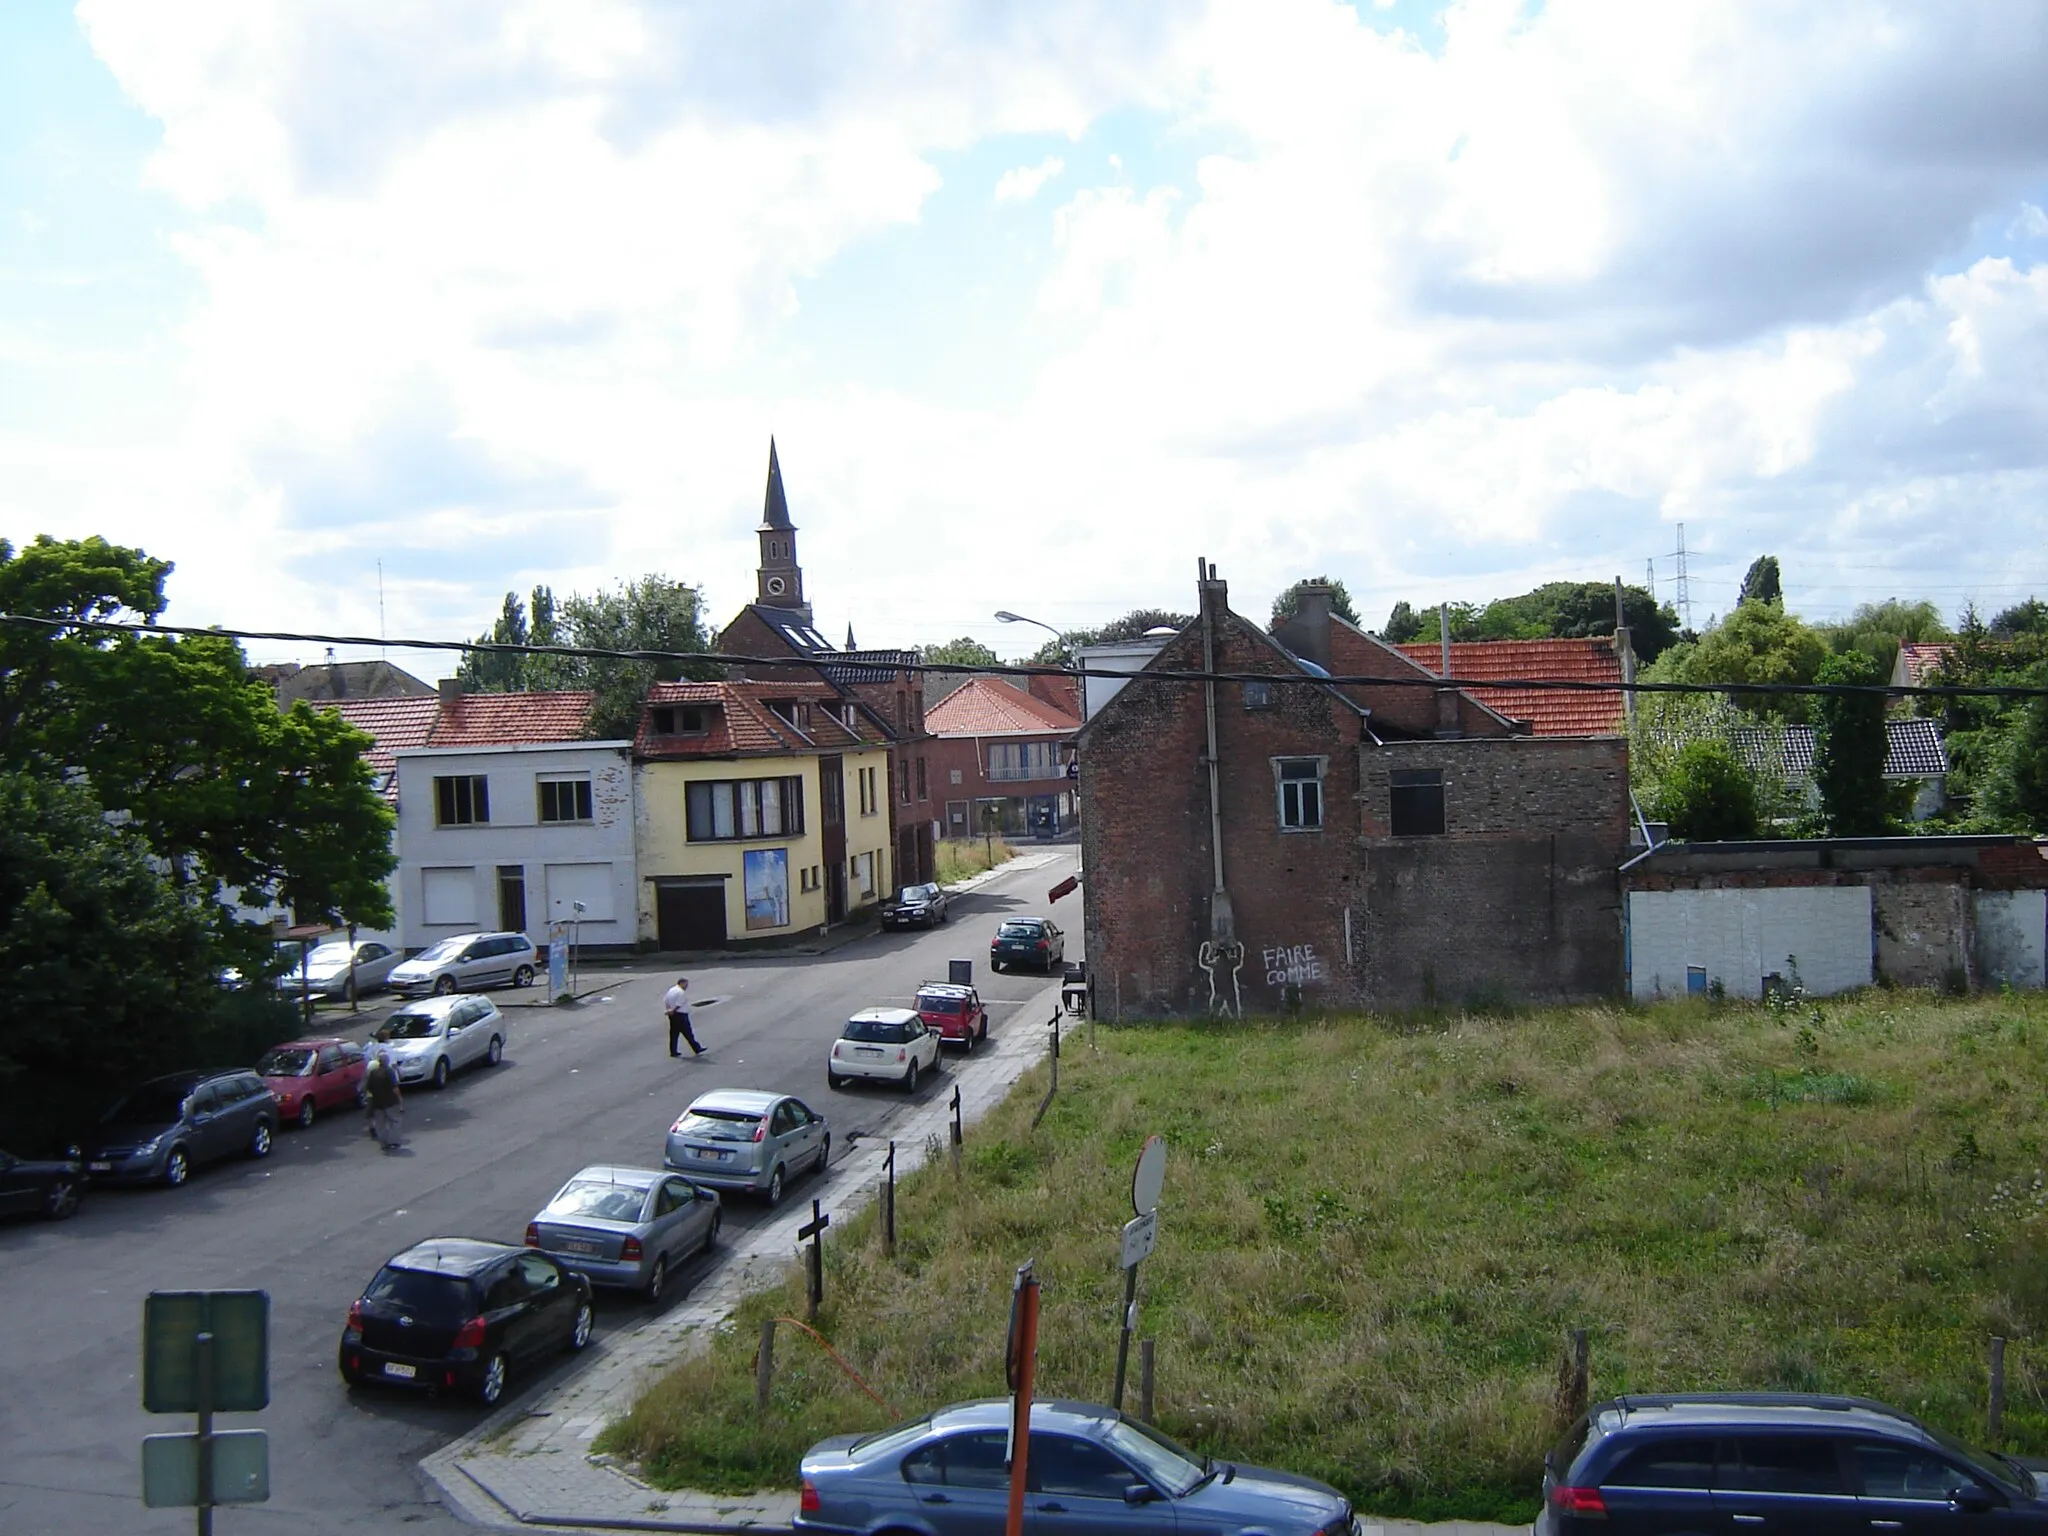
[650,705,708,736]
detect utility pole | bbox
[1672,522,1692,629]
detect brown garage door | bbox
[655,880,726,951]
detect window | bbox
[799,865,820,893]
[1389,768,1446,836]
[988,741,1060,781]
[1029,1435,1136,1500]
[899,758,911,804]
[1608,1440,1716,1490]
[1244,680,1273,710]
[537,777,594,823]
[685,777,806,841]
[1851,1443,1981,1502]
[435,774,489,826]
[649,705,706,736]
[1720,1437,1845,1495]
[916,756,928,800]
[498,865,526,933]
[903,1432,1010,1490]
[1275,758,1325,831]
[855,765,877,816]
[822,765,843,826]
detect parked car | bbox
[388,932,538,997]
[372,995,507,1089]
[797,1398,1361,1536]
[257,1037,369,1128]
[525,1165,721,1303]
[84,1070,278,1187]
[338,1238,593,1405]
[663,1089,829,1207]
[1539,1392,2048,1534]
[991,916,1065,973]
[881,882,950,930]
[276,939,403,1002]
[914,982,988,1050]
[0,1145,85,1220]
[828,1007,941,1092]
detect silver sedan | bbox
[525,1165,721,1303]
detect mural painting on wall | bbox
[1197,939,1246,1017]
[1263,944,1323,990]
[743,848,790,931]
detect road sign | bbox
[1119,1209,1158,1269]
[144,1291,269,1414]
[1131,1134,1166,1216]
[142,1431,269,1508]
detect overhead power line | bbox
[1,611,2043,702]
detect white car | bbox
[276,939,402,1002]
[827,1007,940,1093]
[388,932,538,998]
[373,995,508,1089]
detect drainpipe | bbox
[1200,558,1234,943]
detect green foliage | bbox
[1649,599,1829,722]
[1738,555,1783,607]
[1375,583,1679,662]
[1270,577,1362,628]
[1982,682,2048,833]
[1922,606,2048,821]
[1992,599,2048,638]
[0,770,296,1150]
[917,637,1000,669]
[1629,690,1798,833]
[1381,600,1424,644]
[1818,598,1950,681]
[1812,651,1892,836]
[1652,739,1761,841]
[1022,609,1192,666]
[459,575,720,737]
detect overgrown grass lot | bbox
[934,834,1014,885]
[600,991,2048,1522]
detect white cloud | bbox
[994,155,1066,203]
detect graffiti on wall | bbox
[1263,944,1323,989]
[1197,940,1245,1017]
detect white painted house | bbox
[392,690,639,954]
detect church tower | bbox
[754,438,813,625]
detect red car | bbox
[257,1038,368,1129]
[913,984,988,1050]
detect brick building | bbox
[925,676,1082,839]
[715,440,939,886]
[1077,570,1632,1017]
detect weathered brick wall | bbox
[1874,879,1969,988]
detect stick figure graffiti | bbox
[1196,940,1246,1017]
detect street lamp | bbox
[995,610,1070,665]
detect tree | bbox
[1738,556,1783,607]
[1992,599,2048,638]
[918,637,1000,669]
[0,535,395,926]
[1270,577,1361,628]
[1648,598,1829,722]
[1811,651,1892,836]
[1381,601,1424,644]
[1629,688,1797,833]
[1652,739,1761,841]
[1818,598,1949,680]
[1981,668,2048,833]
[1022,609,1193,666]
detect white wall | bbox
[1078,639,1172,721]
[1976,890,2047,989]
[395,743,637,952]
[1628,887,1874,1001]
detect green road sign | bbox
[142,1430,269,1507]
[143,1291,269,1413]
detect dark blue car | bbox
[797,1398,1360,1536]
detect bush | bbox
[1653,739,1759,840]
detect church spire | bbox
[760,436,794,532]
[753,437,812,622]
[845,622,857,650]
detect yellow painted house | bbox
[633,680,894,949]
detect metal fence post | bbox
[883,1141,897,1258]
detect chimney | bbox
[1198,558,1230,621]
[1435,602,1462,736]
[1288,582,1334,671]
[438,677,464,705]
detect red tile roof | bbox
[316,695,440,800]
[428,691,594,747]
[1893,641,1955,688]
[1393,638,1625,735]
[635,680,884,760]
[926,677,1082,737]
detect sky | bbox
[4,0,2046,672]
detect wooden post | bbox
[1990,1335,2007,1442]
[1139,1338,1155,1423]
[883,1141,897,1258]
[949,1085,963,1175]
[799,1200,831,1323]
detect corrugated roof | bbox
[316,695,439,802]
[1393,638,1625,735]
[428,691,594,747]
[926,677,1081,737]
[635,680,883,760]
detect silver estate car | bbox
[525,1165,721,1303]
[388,932,538,997]
[373,995,508,1089]
[663,1090,829,1207]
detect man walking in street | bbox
[665,976,704,1057]
[364,1046,405,1151]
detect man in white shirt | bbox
[664,976,704,1057]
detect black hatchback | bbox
[1541,1392,2048,1534]
[339,1238,594,1405]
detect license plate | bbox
[89,1161,112,1173]
[559,1239,600,1255]
[382,1362,416,1380]
[856,1046,882,1056]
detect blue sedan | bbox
[796,1398,1361,1536]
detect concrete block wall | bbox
[1628,886,1874,1001]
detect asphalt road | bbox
[0,849,1081,1535]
